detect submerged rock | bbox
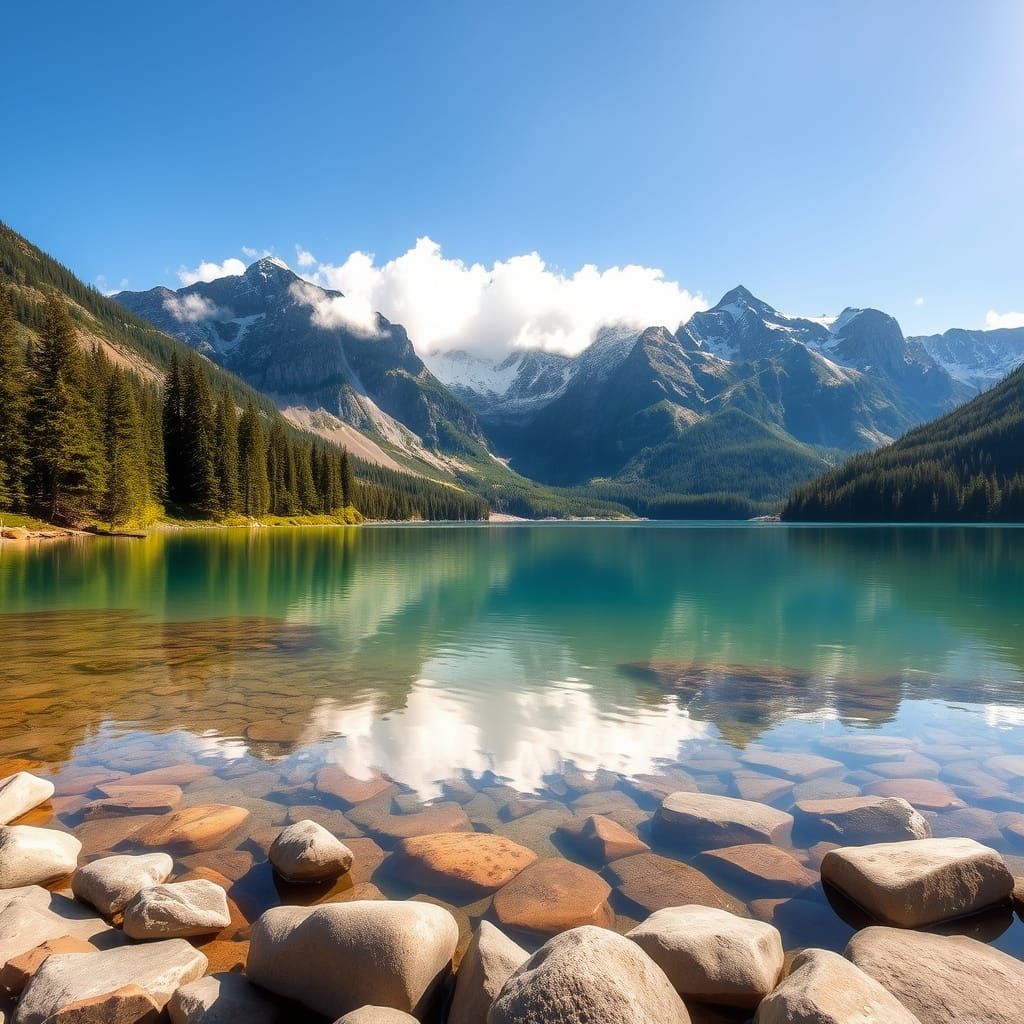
[820,837,1013,927]
[555,814,649,862]
[0,774,54,827]
[628,905,783,1009]
[846,926,1024,1024]
[656,793,793,849]
[390,832,536,895]
[0,826,80,888]
[492,859,613,936]
[608,852,747,917]
[122,880,231,940]
[269,820,353,884]
[448,922,528,1024]
[755,947,921,1024]
[71,854,173,917]
[488,926,691,1024]
[793,796,931,843]
[132,805,250,853]
[247,900,457,1019]
[701,844,817,895]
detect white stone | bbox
[656,792,792,848]
[269,820,353,884]
[122,880,230,940]
[0,775,54,827]
[0,828,80,889]
[449,922,528,1024]
[168,973,279,1024]
[71,853,173,916]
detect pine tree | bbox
[0,288,30,510]
[27,295,106,523]
[295,442,318,513]
[104,370,152,525]
[162,353,185,502]
[214,391,241,515]
[267,419,297,515]
[140,385,167,503]
[237,403,270,517]
[340,448,354,509]
[180,357,219,516]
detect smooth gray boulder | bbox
[628,905,783,1008]
[449,921,528,1024]
[71,853,173,916]
[247,900,458,1019]
[168,973,279,1024]
[0,827,80,888]
[794,796,931,843]
[846,926,1024,1024]
[13,940,208,1024]
[488,925,691,1024]
[821,837,1014,926]
[0,775,54,827]
[269,819,353,884]
[656,792,792,848]
[122,879,230,939]
[754,947,921,1023]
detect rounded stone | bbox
[269,820,354,884]
[0,825,81,888]
[247,900,458,1020]
[391,832,536,895]
[793,795,931,843]
[71,853,174,916]
[656,793,793,849]
[628,905,783,1009]
[0,773,55,827]
[448,921,527,1024]
[489,926,691,1024]
[122,880,232,940]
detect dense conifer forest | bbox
[0,223,488,526]
[783,364,1024,522]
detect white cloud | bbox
[914,296,925,306]
[178,257,247,286]
[163,293,224,323]
[295,245,317,268]
[95,274,129,296]
[288,280,379,337]
[298,237,706,359]
[985,309,1024,330]
[241,246,272,260]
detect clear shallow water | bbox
[1,523,1023,968]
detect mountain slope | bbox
[115,263,486,465]
[783,364,1024,522]
[0,221,489,522]
[912,325,1024,392]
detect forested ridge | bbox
[783,363,1024,522]
[0,221,488,525]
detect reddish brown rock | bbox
[865,778,964,810]
[391,831,536,895]
[41,984,163,1024]
[83,785,182,820]
[363,803,472,842]
[556,814,649,862]
[132,805,250,853]
[315,767,394,807]
[493,859,614,936]
[0,935,95,995]
[177,848,254,882]
[608,852,747,917]
[702,844,817,895]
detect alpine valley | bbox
[116,266,1024,517]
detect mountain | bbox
[434,288,969,501]
[783,363,1024,522]
[115,261,486,467]
[912,325,1024,392]
[0,221,489,523]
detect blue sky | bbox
[4,0,1023,348]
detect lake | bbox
[2,523,1023,961]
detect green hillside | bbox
[783,364,1024,522]
[0,222,488,524]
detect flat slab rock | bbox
[492,858,613,936]
[315,768,394,807]
[555,814,649,862]
[656,793,793,848]
[608,853,747,917]
[132,805,250,853]
[83,785,182,820]
[794,795,932,843]
[13,940,208,1024]
[390,832,536,895]
[489,926,690,1024]
[847,926,1024,1024]
[739,749,844,781]
[702,844,817,895]
[0,935,96,996]
[821,837,1014,927]
[627,905,783,1009]
[865,778,964,811]
[756,947,922,1024]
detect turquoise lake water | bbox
[1,522,1023,960]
